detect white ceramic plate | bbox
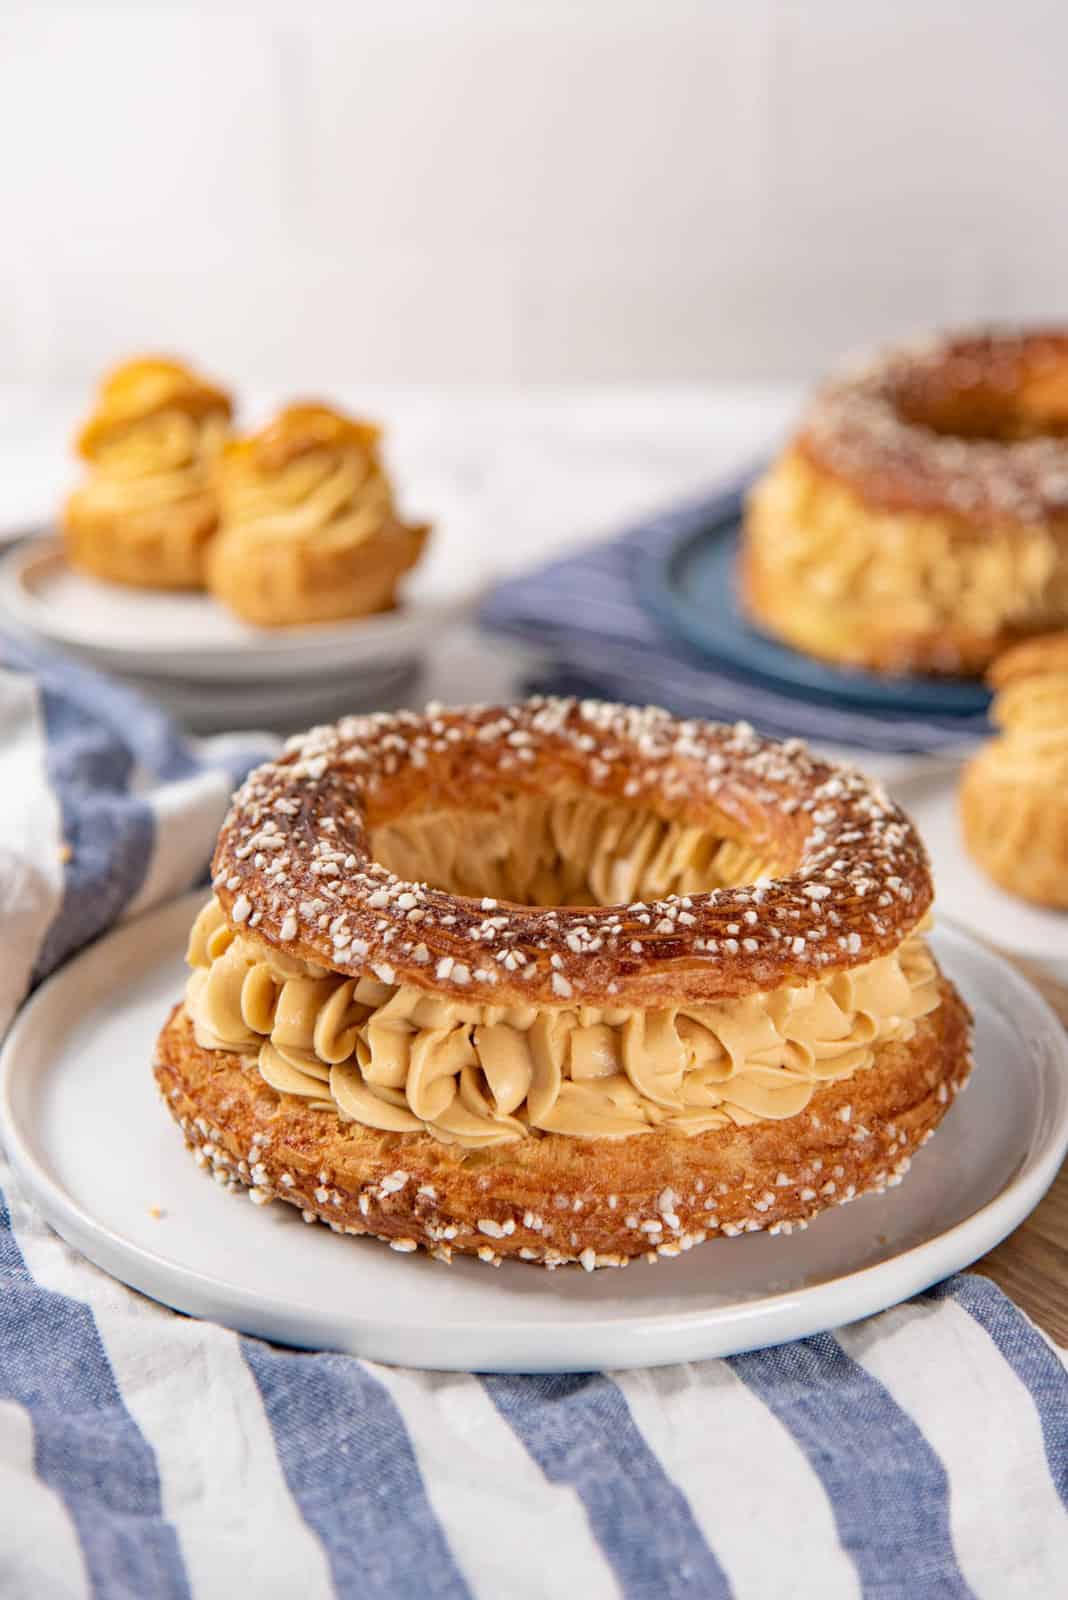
[3,894,1066,1372]
[0,536,477,683]
[890,761,1068,975]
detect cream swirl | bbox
[73,356,231,524]
[217,447,394,548]
[369,791,784,905]
[215,403,407,556]
[79,411,230,517]
[184,898,941,1149]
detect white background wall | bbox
[2,0,1066,390]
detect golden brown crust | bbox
[987,630,1068,688]
[209,700,934,1010]
[154,978,972,1266]
[959,631,1068,907]
[207,517,427,628]
[798,327,1068,525]
[63,492,221,590]
[959,762,1068,907]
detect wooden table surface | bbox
[971,955,1068,1345]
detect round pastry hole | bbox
[892,358,1068,442]
[368,786,793,908]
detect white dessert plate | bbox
[3,894,1066,1372]
[0,536,477,683]
[889,760,1068,975]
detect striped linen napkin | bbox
[480,480,992,756]
[2,637,1066,1598]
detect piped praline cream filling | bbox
[78,410,230,516]
[218,447,394,549]
[749,450,1068,638]
[368,792,784,906]
[184,860,941,1148]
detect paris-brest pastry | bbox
[64,355,233,588]
[155,699,972,1268]
[743,328,1068,676]
[207,402,429,627]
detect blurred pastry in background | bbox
[742,328,1068,677]
[208,402,429,627]
[959,633,1068,907]
[64,355,233,589]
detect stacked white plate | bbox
[0,535,479,733]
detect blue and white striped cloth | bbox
[480,480,992,755]
[2,636,1067,1598]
